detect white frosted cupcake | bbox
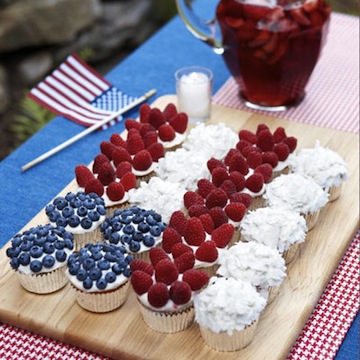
[217,242,286,304]
[240,207,307,264]
[263,173,329,230]
[6,224,74,294]
[194,276,266,351]
[288,140,348,202]
[66,242,133,313]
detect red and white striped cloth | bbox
[213,13,359,134]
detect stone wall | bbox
[0,0,175,159]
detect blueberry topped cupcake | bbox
[100,206,167,261]
[66,242,133,312]
[45,191,107,251]
[6,224,74,294]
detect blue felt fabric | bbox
[0,0,358,357]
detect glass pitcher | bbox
[176,0,331,111]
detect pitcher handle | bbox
[176,0,224,54]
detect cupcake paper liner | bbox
[283,242,302,265]
[267,285,281,305]
[304,210,320,231]
[73,228,103,252]
[328,184,342,202]
[106,201,130,217]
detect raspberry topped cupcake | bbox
[66,242,133,312]
[45,191,106,251]
[6,224,74,294]
[100,206,167,261]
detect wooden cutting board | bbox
[0,95,358,360]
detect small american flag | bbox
[28,53,138,130]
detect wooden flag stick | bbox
[21,89,157,172]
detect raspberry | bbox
[188,204,208,218]
[242,145,262,158]
[139,103,151,123]
[197,178,216,198]
[283,136,297,153]
[162,227,182,254]
[225,202,247,222]
[174,252,195,273]
[158,124,176,141]
[195,241,218,262]
[219,179,237,196]
[262,151,279,168]
[146,142,164,162]
[236,139,252,152]
[147,282,169,308]
[273,127,287,143]
[155,259,179,285]
[132,149,153,171]
[126,134,145,155]
[183,191,204,209]
[84,178,104,197]
[169,112,188,134]
[207,157,226,173]
[245,172,264,193]
[224,148,241,167]
[112,147,132,168]
[131,270,153,295]
[182,269,210,291]
[149,248,170,267]
[140,123,156,137]
[211,223,234,248]
[148,108,166,129]
[125,118,142,131]
[92,154,110,174]
[130,259,154,276]
[163,102,178,121]
[229,171,246,191]
[171,243,193,259]
[211,167,229,187]
[256,123,270,135]
[126,128,141,140]
[168,210,188,236]
[198,213,215,234]
[247,150,263,169]
[110,133,127,148]
[229,193,253,208]
[205,188,228,209]
[239,129,257,144]
[98,162,115,186]
[115,161,132,179]
[209,207,228,229]
[184,217,206,246]
[143,131,158,148]
[120,171,136,191]
[106,181,125,201]
[75,165,94,187]
[273,143,290,161]
[229,153,249,175]
[100,141,117,160]
[254,163,273,183]
[169,281,191,305]
[257,129,275,151]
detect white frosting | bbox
[288,140,348,189]
[128,177,186,223]
[194,277,266,335]
[217,242,286,288]
[64,215,106,235]
[240,207,307,252]
[132,162,158,177]
[263,173,329,214]
[159,132,187,149]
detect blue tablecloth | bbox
[0,0,358,358]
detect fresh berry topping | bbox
[198,213,215,234]
[110,133,127,147]
[162,227,182,253]
[229,192,253,208]
[247,150,263,169]
[139,103,151,123]
[147,282,169,308]
[184,191,204,209]
[115,161,132,179]
[75,165,94,187]
[125,118,142,131]
[148,108,166,129]
[245,172,264,193]
[120,171,136,191]
[236,139,252,152]
[229,153,249,175]
[143,131,158,148]
[174,252,195,273]
[106,182,125,201]
[254,163,273,183]
[140,123,156,137]
[168,210,188,236]
[149,248,170,267]
[256,124,270,135]
[188,204,208,218]
[155,259,179,285]
[273,127,287,143]
[184,217,206,246]
[273,142,290,161]
[132,150,153,171]
[283,136,297,153]
[219,179,237,196]
[229,171,246,191]
[98,162,115,186]
[225,202,247,222]
[127,128,141,139]
[211,167,229,187]
[85,178,104,197]
[224,148,241,167]
[205,188,228,209]
[131,270,153,295]
[239,129,257,144]
[211,223,234,248]
[257,129,275,151]
[100,141,117,159]
[112,147,132,168]
[92,154,110,174]
[130,259,154,276]
[207,157,226,173]
[169,281,191,305]
[126,134,145,155]
[209,207,229,228]
[195,241,218,262]
[182,269,210,291]
[146,142,165,162]
[197,178,216,198]
[262,151,279,168]
[168,112,188,134]
[171,243,193,259]
[158,124,176,141]
[163,103,178,121]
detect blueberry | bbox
[132,215,144,224]
[54,240,65,250]
[67,253,78,264]
[46,233,58,242]
[152,212,162,222]
[122,209,133,217]
[80,218,93,230]
[37,226,50,238]
[126,254,134,263]
[76,269,87,281]
[116,258,128,269]
[132,231,144,242]
[78,192,87,201]
[20,240,32,252]
[64,238,74,250]
[105,272,116,283]
[130,206,140,214]
[138,222,150,233]
[79,252,90,263]
[146,215,157,226]
[68,262,80,275]
[129,240,141,253]
[6,246,20,258]
[150,225,161,237]
[56,216,68,227]
[30,245,43,258]
[88,211,100,222]
[55,250,67,262]
[158,222,167,231]
[43,242,55,254]
[45,204,56,215]
[30,260,42,273]
[92,252,103,261]
[11,236,22,248]
[120,217,131,225]
[47,211,61,223]
[70,198,82,208]
[110,232,121,244]
[68,215,81,228]
[139,209,150,216]
[98,260,110,270]
[83,258,95,270]
[10,258,20,270]
[104,252,118,262]
[18,252,31,266]
[65,192,76,202]
[54,197,67,210]
[83,278,93,290]
[43,255,55,268]
[123,224,135,235]
[100,222,109,232]
[96,278,107,290]
[123,267,131,278]
[84,199,96,210]
[89,268,102,281]
[120,234,131,245]
[97,205,106,216]
[62,206,74,218]
[112,221,122,232]
[77,206,88,217]
[112,263,123,275]
[143,235,155,247]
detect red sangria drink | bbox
[216,0,331,110]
